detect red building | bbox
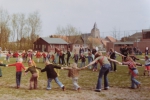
[33,37,68,52]
[106,29,150,53]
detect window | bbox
[60,45,64,48]
[50,44,54,48]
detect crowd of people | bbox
[0,45,150,93]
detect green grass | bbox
[0,55,150,99]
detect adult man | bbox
[122,45,129,61]
[66,48,71,65]
[145,46,149,55]
[79,45,84,56]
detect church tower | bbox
[91,22,100,38]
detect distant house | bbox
[101,36,117,48]
[120,32,142,42]
[33,37,68,52]
[106,29,150,52]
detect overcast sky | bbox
[1,0,150,38]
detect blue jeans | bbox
[80,62,85,68]
[131,69,140,88]
[96,64,110,90]
[93,63,98,69]
[88,59,93,69]
[47,77,64,89]
[16,72,22,87]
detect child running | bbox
[63,63,86,92]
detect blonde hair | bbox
[18,58,23,63]
[126,56,136,67]
[71,63,78,69]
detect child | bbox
[63,63,86,92]
[36,51,41,63]
[86,50,93,69]
[79,53,86,68]
[42,52,47,63]
[0,61,7,77]
[50,54,55,63]
[6,51,11,62]
[41,60,65,91]
[122,56,141,89]
[73,51,79,64]
[25,60,41,90]
[143,56,150,76]
[8,58,26,88]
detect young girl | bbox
[143,56,150,76]
[63,63,86,92]
[25,59,41,90]
[122,56,141,89]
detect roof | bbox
[81,33,91,39]
[51,35,83,44]
[105,36,117,42]
[88,37,101,45]
[41,37,68,44]
[142,29,150,32]
[114,42,133,45]
[101,39,109,47]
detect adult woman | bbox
[85,51,122,92]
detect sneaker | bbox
[77,87,81,92]
[137,84,141,88]
[16,86,20,89]
[46,87,51,90]
[62,86,65,91]
[129,87,136,89]
[104,87,109,90]
[94,89,101,92]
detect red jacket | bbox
[9,63,25,72]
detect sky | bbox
[0,0,150,38]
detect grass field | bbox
[0,55,150,100]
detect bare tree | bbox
[27,11,41,48]
[0,8,10,50]
[55,25,81,43]
[10,11,41,50]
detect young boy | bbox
[8,58,26,88]
[63,63,86,92]
[41,60,65,91]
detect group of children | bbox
[0,48,150,92]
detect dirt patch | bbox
[0,87,150,100]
